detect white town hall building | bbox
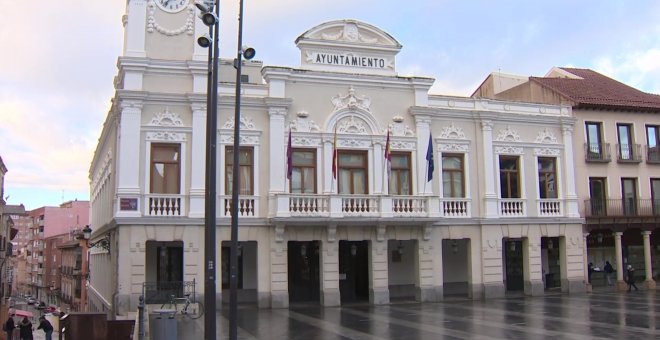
[87,0,586,318]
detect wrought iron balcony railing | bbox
[646,146,660,164]
[584,198,660,217]
[616,143,642,163]
[584,143,611,162]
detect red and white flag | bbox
[384,129,391,178]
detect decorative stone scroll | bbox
[331,86,371,112]
[495,126,521,142]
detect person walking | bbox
[36,316,53,340]
[587,262,594,284]
[18,317,32,340]
[3,314,15,340]
[604,261,614,286]
[626,264,639,292]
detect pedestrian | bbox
[604,261,614,286]
[3,313,15,340]
[626,264,639,292]
[587,262,593,284]
[36,316,53,340]
[18,316,32,340]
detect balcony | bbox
[537,199,562,217]
[499,198,526,217]
[220,195,259,217]
[616,144,642,163]
[145,194,184,216]
[584,199,660,218]
[269,193,472,219]
[646,146,660,164]
[584,143,611,163]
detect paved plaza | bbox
[166,288,659,340]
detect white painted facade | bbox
[88,1,585,318]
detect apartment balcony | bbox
[584,143,612,163]
[584,199,660,218]
[38,242,44,251]
[646,146,660,164]
[37,268,44,275]
[616,144,642,163]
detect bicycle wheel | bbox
[188,300,204,319]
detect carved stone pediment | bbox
[332,86,371,112]
[496,126,521,142]
[149,107,183,126]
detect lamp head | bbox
[199,11,217,26]
[194,0,214,13]
[82,225,92,241]
[197,34,212,48]
[241,46,256,60]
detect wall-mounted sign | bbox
[120,198,138,211]
[306,51,393,70]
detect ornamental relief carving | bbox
[220,135,260,145]
[494,146,524,155]
[386,119,414,137]
[149,108,184,126]
[438,143,469,153]
[222,116,256,130]
[438,123,466,139]
[289,117,321,133]
[146,131,187,142]
[390,141,414,150]
[339,139,371,148]
[331,86,371,112]
[535,128,558,144]
[495,126,521,142]
[292,137,322,147]
[336,115,368,134]
[320,22,379,44]
[146,1,194,36]
[534,148,561,156]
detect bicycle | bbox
[160,293,205,319]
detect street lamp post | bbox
[195,1,219,339]
[229,0,254,338]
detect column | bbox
[320,225,340,306]
[523,237,544,296]
[124,0,147,57]
[583,233,591,292]
[270,226,289,308]
[373,141,385,194]
[481,229,505,298]
[415,116,431,194]
[614,232,626,291]
[369,239,389,304]
[415,235,442,302]
[323,136,335,194]
[481,120,498,218]
[268,108,287,193]
[562,126,580,217]
[116,101,142,218]
[188,105,206,218]
[642,231,656,289]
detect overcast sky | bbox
[2,0,660,210]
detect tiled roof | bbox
[530,67,660,111]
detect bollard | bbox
[138,295,145,340]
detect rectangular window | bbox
[651,179,660,215]
[538,157,557,199]
[499,156,520,198]
[338,151,368,194]
[647,125,660,162]
[617,123,633,160]
[389,152,411,195]
[442,154,464,198]
[290,149,316,194]
[225,147,254,195]
[586,122,603,160]
[150,144,180,194]
[621,178,637,216]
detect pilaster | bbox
[269,107,287,194]
[523,236,544,296]
[124,0,148,57]
[562,125,579,217]
[188,105,206,218]
[321,233,340,307]
[369,238,389,304]
[415,116,431,194]
[116,101,143,218]
[270,233,289,308]
[481,120,498,218]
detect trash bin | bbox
[151,309,177,340]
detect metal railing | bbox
[584,199,660,217]
[142,279,197,304]
[616,143,642,162]
[584,143,612,162]
[646,146,660,164]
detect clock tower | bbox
[122,0,208,61]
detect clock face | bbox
[156,0,190,13]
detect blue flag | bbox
[425,133,434,182]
